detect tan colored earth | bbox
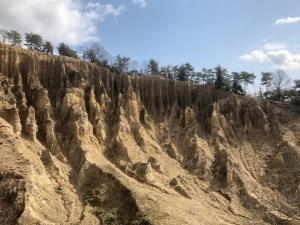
[0,44,299,225]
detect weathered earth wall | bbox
[0,44,299,225]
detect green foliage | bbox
[259,70,299,105]
[231,72,244,94]
[159,65,175,79]
[42,41,53,54]
[240,71,256,93]
[25,32,43,52]
[294,79,300,90]
[214,65,226,90]
[146,59,159,75]
[57,42,78,58]
[2,27,261,97]
[112,55,130,75]
[6,30,22,47]
[201,68,215,85]
[291,79,300,106]
[175,63,195,81]
[261,72,272,87]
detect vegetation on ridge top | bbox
[0,28,300,105]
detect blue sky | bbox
[1,0,300,91]
[97,0,300,79]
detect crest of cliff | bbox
[0,44,299,225]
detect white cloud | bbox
[267,50,300,70]
[132,0,146,8]
[275,16,300,25]
[263,42,286,50]
[0,0,125,45]
[239,49,300,70]
[239,50,269,63]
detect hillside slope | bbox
[0,44,299,225]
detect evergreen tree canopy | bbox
[42,41,53,54]
[57,42,78,58]
[214,65,226,90]
[176,63,195,81]
[231,72,244,94]
[261,72,272,87]
[201,68,215,86]
[240,71,256,93]
[160,65,175,79]
[6,30,22,47]
[25,33,43,52]
[112,55,130,75]
[146,59,159,75]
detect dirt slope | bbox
[0,44,299,225]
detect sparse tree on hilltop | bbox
[231,72,244,94]
[57,42,78,58]
[160,65,176,79]
[146,59,159,75]
[214,65,226,90]
[194,72,205,84]
[25,33,43,52]
[175,63,195,82]
[201,68,215,86]
[271,69,291,101]
[82,42,108,66]
[260,72,272,98]
[261,72,272,88]
[240,71,256,93]
[6,30,22,47]
[128,60,140,76]
[42,41,54,54]
[112,55,130,75]
[0,29,8,43]
[291,79,300,105]
[294,79,300,90]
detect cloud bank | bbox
[0,0,125,45]
[240,49,300,70]
[275,16,300,25]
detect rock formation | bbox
[0,44,299,225]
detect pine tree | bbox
[6,30,22,47]
[146,59,159,75]
[25,33,43,52]
[214,65,225,90]
[57,42,78,58]
[42,41,54,54]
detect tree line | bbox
[259,70,300,105]
[1,29,299,105]
[80,43,258,95]
[0,29,78,57]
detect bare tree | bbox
[82,42,108,66]
[128,60,140,76]
[139,60,148,74]
[271,69,291,101]
[0,29,8,43]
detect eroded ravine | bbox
[0,44,299,225]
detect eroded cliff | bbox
[0,44,299,225]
